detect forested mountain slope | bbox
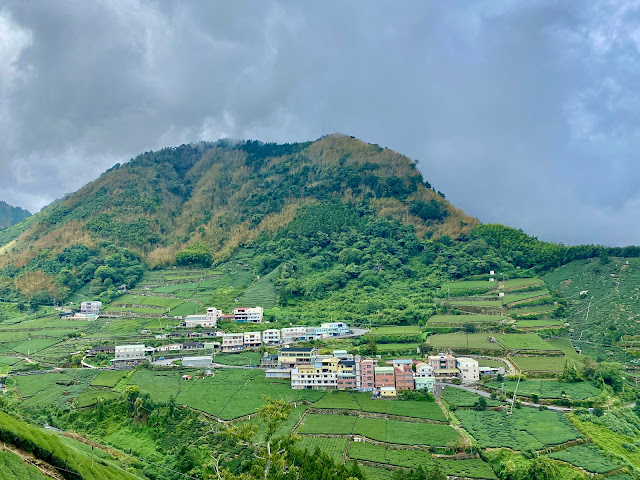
[0,201,30,230]
[0,134,637,310]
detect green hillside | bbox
[0,200,31,230]
[0,135,637,330]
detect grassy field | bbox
[91,370,128,387]
[446,299,503,307]
[312,391,447,421]
[237,266,279,308]
[0,411,138,480]
[11,338,61,355]
[375,343,421,353]
[168,301,200,317]
[14,370,101,409]
[127,368,324,419]
[477,358,508,369]
[502,290,549,304]
[456,408,582,450]
[0,450,50,480]
[442,387,502,407]
[515,319,564,328]
[75,387,122,407]
[497,333,560,351]
[428,333,504,350]
[369,326,422,336]
[485,379,601,400]
[348,442,497,479]
[502,278,545,290]
[427,314,508,325]
[509,305,557,316]
[511,356,572,372]
[548,444,620,473]
[299,414,460,445]
[570,416,640,468]
[544,257,640,361]
[297,437,347,462]
[112,294,183,309]
[442,280,494,292]
[359,465,395,480]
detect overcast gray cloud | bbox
[0,1,638,246]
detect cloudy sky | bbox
[1,1,639,246]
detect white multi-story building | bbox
[115,344,145,359]
[262,329,281,345]
[81,301,102,315]
[185,308,219,328]
[221,333,244,352]
[457,357,480,384]
[320,322,350,337]
[234,306,263,323]
[111,344,147,366]
[281,327,307,344]
[305,326,328,340]
[415,362,434,377]
[243,331,262,348]
[291,356,339,389]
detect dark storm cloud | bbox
[0,1,638,245]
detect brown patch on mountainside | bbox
[0,135,477,269]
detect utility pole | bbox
[509,376,521,415]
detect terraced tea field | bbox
[456,408,582,450]
[298,413,460,445]
[548,444,620,474]
[312,391,447,421]
[428,333,504,351]
[347,442,497,479]
[485,379,601,400]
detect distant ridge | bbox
[0,200,31,229]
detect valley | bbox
[0,137,638,480]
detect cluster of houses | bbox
[91,320,353,367]
[263,349,504,397]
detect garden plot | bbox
[456,409,582,450]
[497,333,560,352]
[299,414,460,445]
[91,370,128,388]
[441,281,495,295]
[509,305,558,317]
[485,379,600,400]
[348,442,497,479]
[548,444,620,474]
[15,370,100,409]
[369,326,422,336]
[428,333,504,351]
[297,437,347,462]
[128,369,323,419]
[515,319,564,328]
[502,278,545,291]
[501,290,549,304]
[111,294,184,310]
[427,315,508,326]
[312,392,447,421]
[511,356,572,372]
[442,387,502,407]
[0,449,50,480]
